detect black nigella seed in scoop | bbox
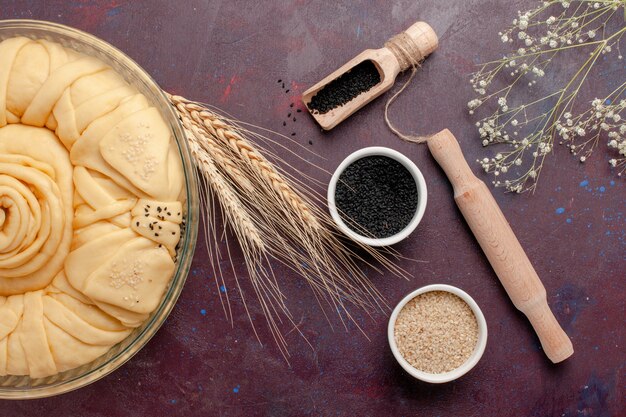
[334,155,417,239]
[308,60,381,114]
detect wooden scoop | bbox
[428,129,574,363]
[302,21,438,130]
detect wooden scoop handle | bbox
[427,129,573,363]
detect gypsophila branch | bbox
[469,0,626,192]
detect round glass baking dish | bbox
[0,19,199,399]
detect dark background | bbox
[1,1,624,416]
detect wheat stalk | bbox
[186,126,296,354]
[171,95,320,228]
[168,93,411,358]
[185,131,263,253]
[176,102,255,193]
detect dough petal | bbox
[0,37,30,127]
[22,57,106,127]
[64,228,136,292]
[6,42,50,118]
[43,317,109,373]
[43,295,130,345]
[20,290,57,378]
[0,336,7,376]
[7,320,29,376]
[100,107,173,199]
[83,237,174,314]
[47,292,126,332]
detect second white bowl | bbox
[388,284,488,383]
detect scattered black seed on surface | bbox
[155,233,159,237]
[308,60,381,114]
[278,79,282,83]
[283,121,287,126]
[172,232,176,235]
[293,117,296,121]
[282,83,285,88]
[285,89,290,93]
[308,140,313,145]
[296,109,302,113]
[335,156,418,239]
[157,207,162,213]
[290,103,294,107]
[136,222,139,227]
[288,112,291,118]
[291,132,296,136]
[146,205,150,208]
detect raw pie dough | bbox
[0,37,185,378]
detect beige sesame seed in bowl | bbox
[388,284,488,383]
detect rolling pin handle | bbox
[524,297,574,363]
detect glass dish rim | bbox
[0,19,199,399]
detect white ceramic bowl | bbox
[327,147,427,247]
[388,284,488,383]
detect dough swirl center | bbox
[0,125,73,295]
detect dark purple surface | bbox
[1,1,624,416]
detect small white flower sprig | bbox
[468,0,626,193]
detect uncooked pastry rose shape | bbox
[0,37,185,378]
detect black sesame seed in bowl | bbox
[327,147,427,247]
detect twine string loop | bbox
[383,32,429,144]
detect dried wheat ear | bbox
[168,94,412,359]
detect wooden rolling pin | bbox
[428,129,573,363]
